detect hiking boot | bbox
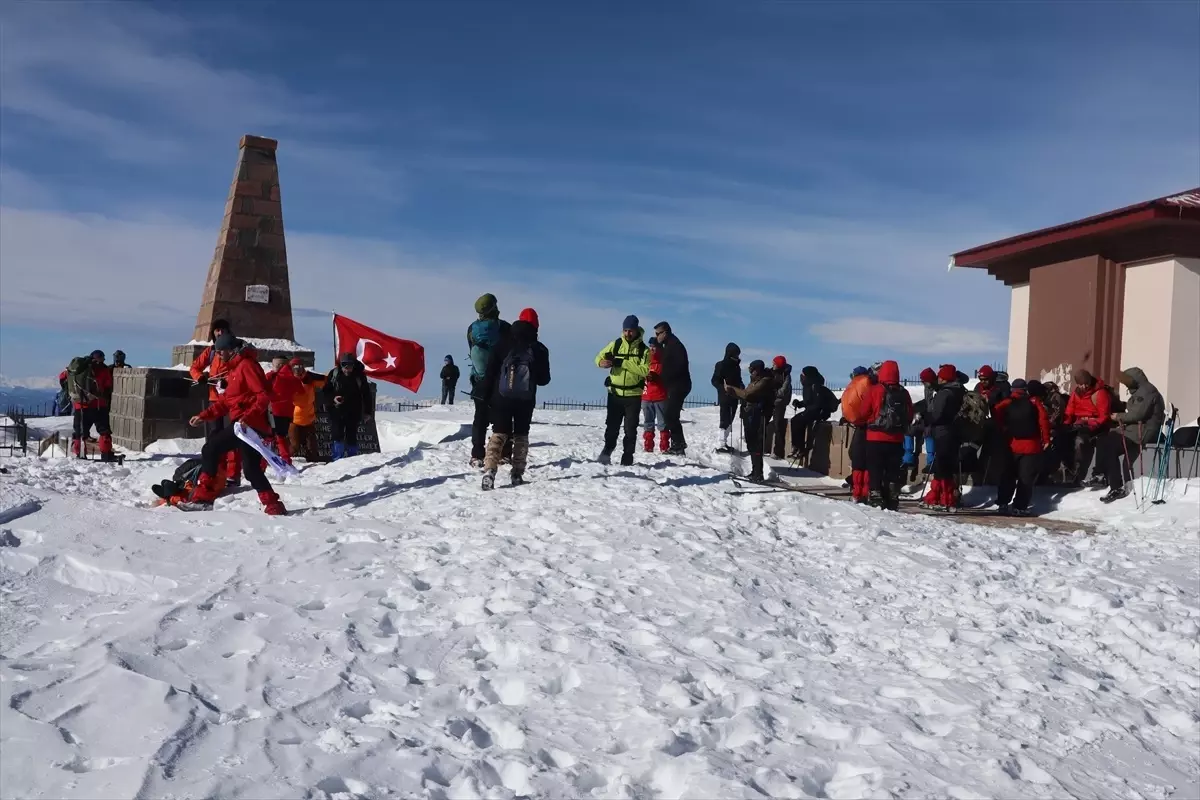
[658,430,670,453]
[597,449,613,465]
[100,451,121,463]
[997,503,1012,516]
[867,491,885,508]
[643,431,655,452]
[482,471,496,491]
[1099,487,1128,504]
[620,453,634,467]
[1087,474,1107,488]
[666,444,686,457]
[1011,507,1032,517]
[258,491,287,516]
[510,472,526,487]
[469,457,484,469]
[748,453,764,482]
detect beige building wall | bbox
[1119,258,1200,424]
[1007,282,1029,379]
[1167,258,1199,425]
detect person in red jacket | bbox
[265,357,303,464]
[641,339,669,452]
[189,319,258,485]
[59,349,118,462]
[186,333,286,515]
[993,379,1051,516]
[861,360,914,510]
[1063,368,1112,486]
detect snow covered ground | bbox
[1,406,1198,800]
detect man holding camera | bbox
[595,315,651,465]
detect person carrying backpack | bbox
[475,308,551,490]
[725,360,776,482]
[186,333,286,515]
[840,366,874,502]
[789,365,834,465]
[59,349,118,462]
[596,315,651,465]
[711,343,743,453]
[642,339,669,453]
[921,364,966,510]
[440,356,461,405]
[862,360,913,510]
[324,353,374,460]
[993,379,1051,515]
[467,294,512,467]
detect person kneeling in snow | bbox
[478,308,551,490]
[186,333,287,515]
[725,359,775,482]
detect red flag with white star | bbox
[332,314,425,393]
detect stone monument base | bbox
[111,367,208,451]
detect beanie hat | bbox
[919,367,937,383]
[90,349,105,361]
[772,355,786,369]
[213,332,236,352]
[1011,378,1028,390]
[622,315,639,331]
[338,352,356,367]
[474,293,499,317]
[977,365,996,380]
[851,366,868,377]
[868,361,883,375]
[748,359,766,373]
[937,364,958,383]
[209,319,231,338]
[1071,368,1094,385]
[518,308,539,329]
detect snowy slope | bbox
[1,407,1198,800]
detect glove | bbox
[792,399,802,410]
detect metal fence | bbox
[0,409,29,457]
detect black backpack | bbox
[1004,396,1039,439]
[869,386,911,433]
[820,385,839,417]
[498,344,535,401]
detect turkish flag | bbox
[333,314,425,393]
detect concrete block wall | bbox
[111,367,208,451]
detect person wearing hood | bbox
[596,315,651,465]
[324,352,373,460]
[840,366,874,503]
[921,364,966,510]
[653,321,691,456]
[467,294,513,466]
[766,356,792,460]
[186,332,286,515]
[904,367,938,482]
[862,360,914,510]
[440,356,461,405]
[992,379,1051,515]
[112,350,129,369]
[287,358,326,462]
[1095,367,1165,503]
[788,365,835,465]
[711,343,743,453]
[725,360,775,482]
[477,308,551,490]
[642,338,670,453]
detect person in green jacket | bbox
[595,315,651,465]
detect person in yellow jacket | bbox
[595,315,651,465]
[287,358,328,461]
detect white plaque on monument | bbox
[245,285,270,304]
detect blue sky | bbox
[1,1,1196,399]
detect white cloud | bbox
[809,317,1004,355]
[0,374,60,391]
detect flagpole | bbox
[331,310,337,366]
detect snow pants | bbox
[998,451,1041,511]
[201,425,271,494]
[788,407,824,459]
[441,383,456,405]
[604,393,642,458]
[924,428,961,507]
[1097,430,1141,491]
[866,440,904,509]
[72,406,113,455]
[903,432,932,467]
[663,384,690,451]
[271,413,291,440]
[742,408,769,456]
[203,411,241,480]
[718,398,738,431]
[330,411,361,459]
[849,425,868,500]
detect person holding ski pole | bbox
[725,359,775,482]
[1100,367,1165,503]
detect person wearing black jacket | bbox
[477,308,551,490]
[653,321,691,456]
[711,343,743,452]
[440,356,460,405]
[725,360,775,482]
[788,365,831,464]
[324,352,373,460]
[920,364,966,510]
[771,356,793,460]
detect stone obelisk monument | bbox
[172,134,314,368]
